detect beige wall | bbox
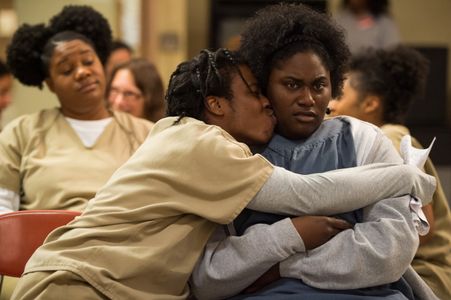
[141,0,188,89]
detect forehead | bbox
[112,69,138,87]
[231,65,256,89]
[273,51,329,78]
[51,39,96,63]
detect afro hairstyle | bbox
[239,3,350,99]
[348,45,430,124]
[6,5,112,88]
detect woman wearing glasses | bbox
[107,58,165,123]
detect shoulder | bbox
[112,111,154,140]
[338,115,381,138]
[151,117,255,158]
[1,108,59,137]
[381,124,409,141]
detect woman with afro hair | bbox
[9,42,437,298]
[191,3,438,300]
[0,5,152,214]
[330,45,451,300]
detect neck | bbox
[60,104,111,120]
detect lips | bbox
[78,81,99,93]
[293,110,317,122]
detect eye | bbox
[285,80,300,90]
[62,68,73,76]
[83,59,94,66]
[313,81,327,92]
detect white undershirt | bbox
[65,117,112,147]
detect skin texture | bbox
[267,51,332,140]
[45,39,110,120]
[209,65,276,146]
[0,74,13,113]
[108,69,144,118]
[329,73,384,126]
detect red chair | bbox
[0,210,81,277]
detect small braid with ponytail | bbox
[166,48,246,123]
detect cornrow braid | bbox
[166,48,243,124]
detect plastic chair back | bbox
[0,210,80,277]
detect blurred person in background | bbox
[107,58,165,123]
[329,45,451,300]
[105,39,133,80]
[334,0,400,54]
[0,60,13,129]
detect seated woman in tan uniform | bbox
[0,5,152,214]
[11,48,435,300]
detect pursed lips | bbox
[78,80,99,93]
[293,110,317,122]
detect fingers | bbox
[328,217,353,230]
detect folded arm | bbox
[280,195,418,289]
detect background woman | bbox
[107,58,165,122]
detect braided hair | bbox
[166,48,246,123]
[6,5,112,89]
[239,3,350,99]
[348,45,429,124]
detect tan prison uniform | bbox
[0,108,152,211]
[382,124,451,300]
[12,117,273,300]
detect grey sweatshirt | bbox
[190,117,438,300]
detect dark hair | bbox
[348,45,429,124]
[239,3,350,99]
[107,58,165,122]
[111,40,133,54]
[342,0,390,17]
[166,48,244,122]
[0,59,10,77]
[6,5,112,88]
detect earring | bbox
[326,107,331,115]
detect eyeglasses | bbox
[109,87,142,101]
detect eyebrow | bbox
[284,74,328,82]
[56,49,93,67]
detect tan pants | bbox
[12,271,108,300]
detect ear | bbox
[204,96,225,116]
[361,95,382,114]
[45,78,55,93]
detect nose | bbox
[112,94,130,111]
[328,99,339,115]
[297,87,314,107]
[260,94,273,112]
[75,65,91,80]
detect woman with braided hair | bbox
[0,5,152,214]
[11,47,435,299]
[191,3,439,300]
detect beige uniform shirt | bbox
[21,117,273,299]
[0,108,152,211]
[382,124,451,299]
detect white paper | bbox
[399,135,436,236]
